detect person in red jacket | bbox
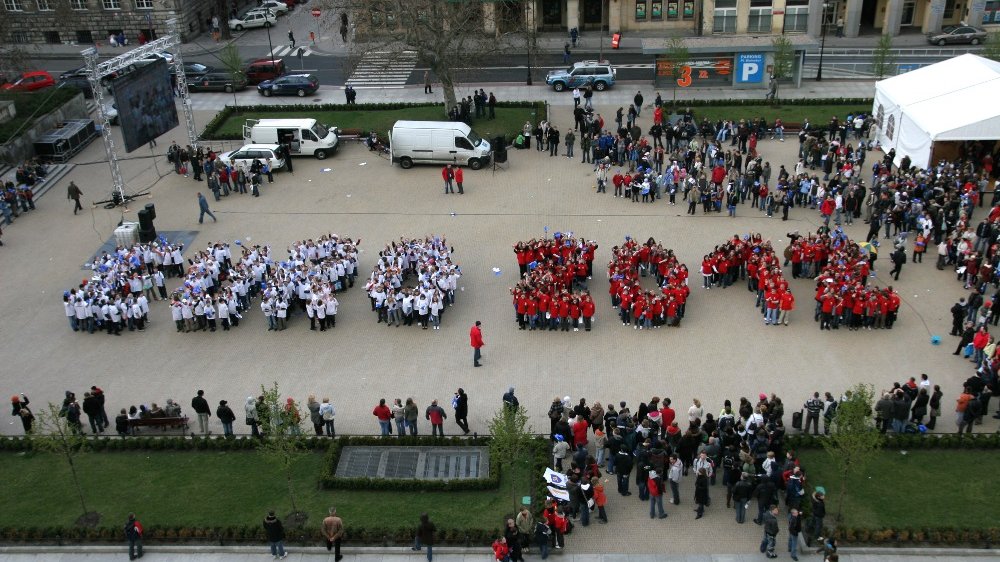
[492,536,510,561]
[470,320,484,367]
[454,166,464,194]
[441,164,454,194]
[581,294,595,331]
[373,398,392,436]
[778,289,795,326]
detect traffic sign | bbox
[311,8,321,17]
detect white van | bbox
[389,120,491,170]
[243,118,339,160]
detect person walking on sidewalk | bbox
[760,505,779,558]
[67,181,83,215]
[197,192,216,224]
[323,507,344,561]
[412,512,435,561]
[288,29,295,48]
[424,70,433,94]
[263,510,287,559]
[454,387,470,434]
[124,513,143,560]
[470,320,484,367]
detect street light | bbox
[264,16,275,60]
[816,3,829,81]
[525,0,533,85]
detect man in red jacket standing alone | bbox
[470,320,484,367]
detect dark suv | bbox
[257,73,319,97]
[188,72,248,93]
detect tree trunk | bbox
[836,471,847,524]
[440,67,458,118]
[286,468,297,512]
[66,454,88,516]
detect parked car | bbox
[141,51,175,64]
[244,58,286,84]
[188,72,248,93]
[257,73,319,97]
[229,10,276,31]
[58,67,97,99]
[2,71,55,92]
[926,25,987,46]
[545,60,616,92]
[217,143,286,170]
[179,62,213,78]
[254,1,289,15]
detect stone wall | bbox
[0,91,88,166]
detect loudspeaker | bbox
[144,203,156,221]
[494,148,507,164]
[138,227,157,244]
[493,136,506,150]
[137,209,154,231]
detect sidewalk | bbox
[0,546,998,561]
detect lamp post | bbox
[525,0,533,85]
[816,3,829,81]
[599,0,605,61]
[264,17,275,60]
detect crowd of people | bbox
[168,141,290,202]
[608,236,689,329]
[510,234,598,332]
[540,389,843,560]
[701,233,794,326]
[363,236,461,330]
[0,160,46,231]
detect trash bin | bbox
[611,33,621,49]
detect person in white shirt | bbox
[217,299,230,331]
[319,398,336,436]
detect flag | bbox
[543,468,568,488]
[547,486,570,502]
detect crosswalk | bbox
[268,45,315,58]
[346,50,417,89]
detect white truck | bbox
[242,118,339,160]
[389,120,491,170]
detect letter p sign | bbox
[737,53,764,83]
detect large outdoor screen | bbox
[112,59,179,153]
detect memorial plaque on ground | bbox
[335,446,490,480]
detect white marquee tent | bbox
[872,53,1000,169]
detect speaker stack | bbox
[137,203,157,243]
[493,136,508,164]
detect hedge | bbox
[784,431,1000,451]
[662,97,874,108]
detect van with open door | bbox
[243,118,339,159]
[389,120,491,170]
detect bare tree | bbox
[332,0,501,113]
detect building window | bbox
[783,6,809,32]
[636,0,647,20]
[748,7,772,32]
[942,0,956,18]
[43,30,60,43]
[986,1,1000,23]
[652,0,663,19]
[76,29,94,43]
[3,0,24,11]
[36,0,52,9]
[102,0,120,9]
[71,0,86,8]
[134,0,152,7]
[713,0,737,32]
[683,0,694,19]
[10,30,27,42]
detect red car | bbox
[3,71,56,92]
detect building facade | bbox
[0,0,255,46]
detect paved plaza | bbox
[0,92,983,555]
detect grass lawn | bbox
[0,450,530,531]
[214,106,541,142]
[677,104,872,128]
[797,449,1000,528]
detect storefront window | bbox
[652,0,663,19]
[636,0,648,20]
[984,0,999,23]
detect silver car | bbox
[926,25,987,46]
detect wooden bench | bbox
[129,416,190,432]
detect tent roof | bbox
[875,54,1000,140]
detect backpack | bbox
[718,414,735,433]
[966,397,983,419]
[722,453,737,471]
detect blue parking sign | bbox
[736,53,765,83]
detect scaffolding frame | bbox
[82,17,197,204]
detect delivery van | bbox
[389,120,491,170]
[242,118,339,159]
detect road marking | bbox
[270,45,312,57]
[346,51,417,88]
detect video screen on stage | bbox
[112,59,178,153]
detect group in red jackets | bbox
[608,236,690,330]
[798,231,901,330]
[703,233,795,326]
[511,234,599,332]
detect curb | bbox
[839,547,1000,556]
